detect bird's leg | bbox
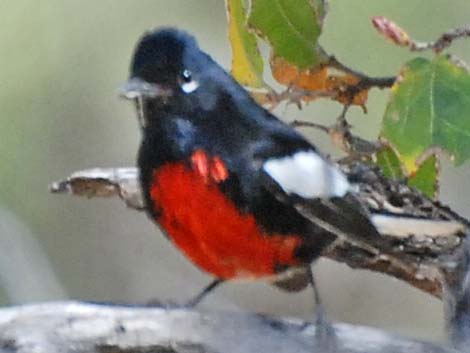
[307,266,326,324]
[146,279,223,308]
[185,279,224,307]
[307,266,337,348]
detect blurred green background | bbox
[1,0,470,343]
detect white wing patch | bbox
[263,151,350,198]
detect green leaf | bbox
[382,55,470,173]
[408,154,439,199]
[248,0,327,69]
[226,0,265,88]
[375,145,404,179]
[374,146,439,198]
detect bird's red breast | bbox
[149,149,302,280]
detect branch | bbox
[327,56,396,90]
[0,301,458,353]
[290,108,381,156]
[49,168,144,210]
[372,17,470,55]
[50,166,468,299]
[411,26,470,53]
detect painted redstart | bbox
[120,28,380,308]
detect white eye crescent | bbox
[181,80,199,93]
[180,69,199,93]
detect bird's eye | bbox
[180,69,199,93]
[181,69,192,83]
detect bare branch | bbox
[50,166,468,299]
[49,168,144,210]
[410,25,470,53]
[290,119,330,132]
[327,56,396,90]
[372,17,470,55]
[444,235,470,351]
[290,115,381,156]
[0,301,458,353]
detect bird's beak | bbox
[119,77,171,100]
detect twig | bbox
[290,114,381,156]
[411,25,470,53]
[49,167,144,210]
[335,103,351,127]
[327,56,397,90]
[373,17,470,55]
[289,119,330,133]
[256,87,336,110]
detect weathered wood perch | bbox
[49,164,468,299]
[0,301,460,353]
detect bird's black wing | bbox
[256,144,382,254]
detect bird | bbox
[120,27,380,309]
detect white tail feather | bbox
[371,214,465,237]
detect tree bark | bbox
[0,301,459,353]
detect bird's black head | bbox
[121,28,233,127]
[131,28,198,86]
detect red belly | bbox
[149,160,301,280]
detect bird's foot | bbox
[312,304,339,352]
[144,298,189,309]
